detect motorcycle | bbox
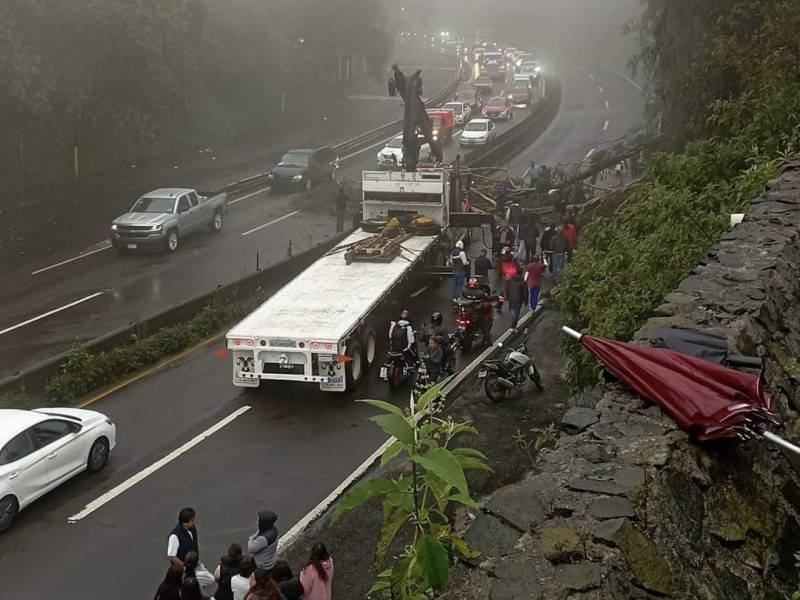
[478,331,544,402]
[453,291,502,353]
[380,328,421,389]
[419,324,460,380]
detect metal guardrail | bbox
[213,52,470,198]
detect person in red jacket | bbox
[562,217,578,262]
[524,258,545,311]
[498,246,518,309]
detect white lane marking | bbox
[68,405,252,523]
[598,86,604,94]
[604,100,610,109]
[603,120,610,131]
[241,210,302,237]
[585,147,596,160]
[588,74,595,81]
[0,292,105,337]
[277,308,543,553]
[602,65,644,93]
[229,186,272,205]
[31,244,112,275]
[278,435,396,552]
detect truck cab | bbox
[423,109,456,142]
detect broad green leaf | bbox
[416,534,450,590]
[450,423,479,436]
[415,447,470,497]
[374,507,410,571]
[359,398,406,417]
[448,492,478,509]
[331,476,396,523]
[370,413,414,445]
[454,455,493,472]
[380,439,407,466]
[451,447,489,460]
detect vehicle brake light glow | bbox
[325,343,333,350]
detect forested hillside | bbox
[557,0,800,388]
[0,0,392,196]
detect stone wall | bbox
[451,161,800,599]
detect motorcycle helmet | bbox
[400,309,411,321]
[431,311,443,326]
[467,278,479,289]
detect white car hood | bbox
[461,129,489,139]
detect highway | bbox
[0,40,461,379]
[0,39,646,600]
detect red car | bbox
[482,95,514,120]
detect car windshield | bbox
[278,152,310,167]
[445,104,462,114]
[130,197,175,214]
[464,122,488,132]
[512,84,529,91]
[387,137,403,148]
[488,97,505,106]
[476,78,490,84]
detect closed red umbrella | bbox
[561,327,788,448]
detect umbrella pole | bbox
[762,431,800,459]
[562,326,583,341]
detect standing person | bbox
[231,557,257,600]
[539,222,556,275]
[244,569,285,600]
[213,543,244,600]
[181,577,207,600]
[450,240,468,301]
[472,248,493,282]
[550,226,568,278]
[154,565,184,600]
[498,247,518,305]
[168,508,199,567]
[522,160,541,188]
[185,552,216,592]
[505,201,523,239]
[524,258,545,312]
[518,216,539,263]
[424,336,444,382]
[562,217,578,262]
[299,543,334,600]
[496,222,515,259]
[248,511,279,574]
[506,267,528,330]
[334,185,347,234]
[271,560,304,600]
[494,179,508,216]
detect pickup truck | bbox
[110,188,228,253]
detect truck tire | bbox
[345,340,363,388]
[165,229,179,252]
[361,327,377,371]
[209,210,223,233]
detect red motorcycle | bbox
[453,297,497,353]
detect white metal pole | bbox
[562,326,583,340]
[763,431,800,459]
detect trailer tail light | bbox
[231,338,254,347]
[298,342,305,348]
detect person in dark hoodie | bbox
[506,267,528,330]
[271,560,304,600]
[213,543,243,600]
[248,511,279,574]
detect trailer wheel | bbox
[361,327,377,371]
[345,340,363,387]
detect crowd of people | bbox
[156,508,334,600]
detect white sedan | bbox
[0,407,116,532]
[377,134,431,169]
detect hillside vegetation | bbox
[0,0,391,197]
[556,0,800,389]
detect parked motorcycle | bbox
[478,331,544,402]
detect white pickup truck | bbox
[226,169,454,392]
[110,187,228,253]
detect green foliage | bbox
[42,291,265,405]
[332,380,489,598]
[0,0,392,198]
[512,424,560,466]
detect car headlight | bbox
[150,224,162,231]
[267,173,274,180]
[292,174,303,181]
[111,224,118,231]
[535,66,542,73]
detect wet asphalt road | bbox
[0,43,461,379]
[0,50,646,600]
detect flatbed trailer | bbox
[226,169,454,392]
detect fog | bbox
[399,0,643,74]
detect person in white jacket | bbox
[184,551,216,592]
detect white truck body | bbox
[227,169,451,392]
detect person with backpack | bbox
[450,240,468,301]
[388,309,418,367]
[213,543,244,600]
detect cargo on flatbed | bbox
[226,169,456,392]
